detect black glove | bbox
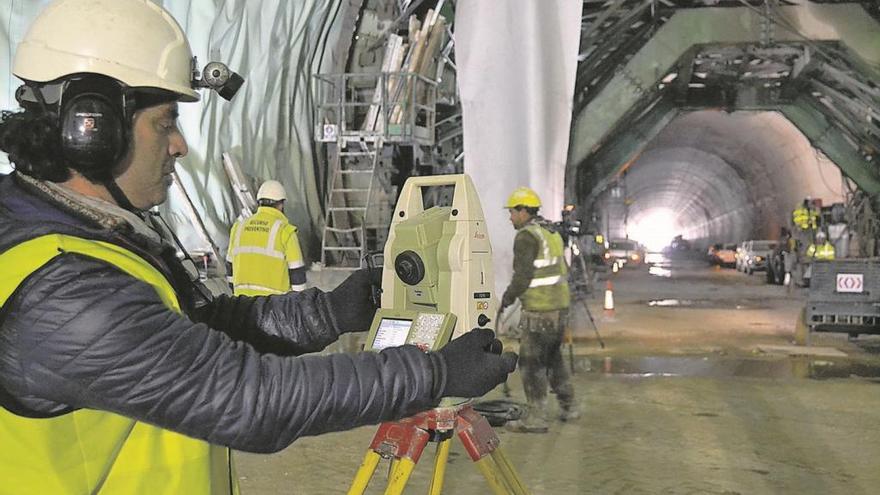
[327,268,380,333]
[500,293,515,310]
[434,328,518,398]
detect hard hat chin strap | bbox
[103,178,138,212]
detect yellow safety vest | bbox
[520,224,570,312]
[792,207,818,230]
[806,242,835,261]
[227,206,305,296]
[0,234,236,495]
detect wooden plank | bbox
[363,34,403,132]
[388,24,421,125]
[408,16,421,45]
[417,16,446,78]
[391,11,434,125]
[381,40,407,133]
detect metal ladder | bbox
[321,138,384,269]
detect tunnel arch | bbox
[569,2,880,248]
[599,110,845,249]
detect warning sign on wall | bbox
[836,273,864,293]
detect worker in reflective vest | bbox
[500,187,577,433]
[806,231,836,261]
[0,2,519,492]
[792,198,819,231]
[227,180,307,296]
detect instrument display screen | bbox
[372,318,413,350]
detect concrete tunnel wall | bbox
[598,110,845,250]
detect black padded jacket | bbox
[0,173,445,453]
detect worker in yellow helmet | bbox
[501,187,577,433]
[792,198,819,231]
[226,180,307,295]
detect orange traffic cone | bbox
[603,280,615,318]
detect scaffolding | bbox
[313,71,437,268]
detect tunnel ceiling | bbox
[611,110,846,247]
[569,0,880,207]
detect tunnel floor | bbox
[236,258,880,494]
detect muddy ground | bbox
[236,259,880,494]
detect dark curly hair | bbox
[513,205,540,216]
[0,109,70,182]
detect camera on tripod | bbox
[546,204,584,245]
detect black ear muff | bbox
[61,93,125,176]
[58,76,128,181]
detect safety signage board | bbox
[836,273,864,293]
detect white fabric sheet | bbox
[456,0,582,295]
[0,0,344,261]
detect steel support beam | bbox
[780,100,880,197]
[578,97,680,207]
[568,3,880,202]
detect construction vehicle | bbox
[772,200,846,288]
[794,196,880,343]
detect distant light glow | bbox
[645,252,665,265]
[628,208,679,252]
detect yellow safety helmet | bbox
[257,180,287,201]
[14,0,199,102]
[504,187,542,209]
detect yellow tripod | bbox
[348,404,529,495]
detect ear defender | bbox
[59,76,128,181]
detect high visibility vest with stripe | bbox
[227,207,305,296]
[520,224,571,312]
[0,234,236,494]
[792,207,818,230]
[807,242,835,260]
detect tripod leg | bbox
[474,456,516,495]
[347,451,381,495]
[389,458,399,480]
[490,448,530,495]
[580,298,605,349]
[457,406,529,494]
[428,438,452,495]
[385,457,418,495]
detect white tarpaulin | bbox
[456,0,582,295]
[0,0,345,261]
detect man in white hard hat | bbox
[226,179,307,295]
[806,230,836,261]
[0,0,517,492]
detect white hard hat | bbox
[257,180,287,201]
[13,0,199,102]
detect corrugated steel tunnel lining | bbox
[603,110,845,250]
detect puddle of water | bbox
[582,355,880,381]
[644,299,771,310]
[649,266,672,278]
[647,299,693,307]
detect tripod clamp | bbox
[348,404,528,495]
